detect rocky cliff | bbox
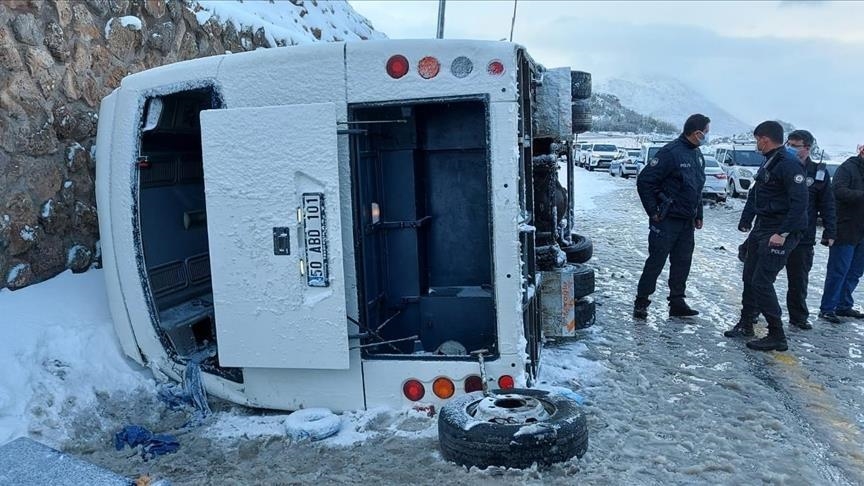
[0,0,381,290]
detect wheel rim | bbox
[467,393,553,425]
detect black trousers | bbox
[636,218,695,302]
[741,228,801,328]
[785,244,815,324]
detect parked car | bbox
[585,143,619,171]
[609,148,641,178]
[576,143,591,167]
[572,143,591,167]
[714,143,763,198]
[702,155,727,202]
[636,141,669,174]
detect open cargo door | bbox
[200,103,349,369]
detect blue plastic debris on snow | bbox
[183,355,212,420]
[114,425,179,460]
[154,354,212,426]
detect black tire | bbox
[569,263,595,299]
[571,100,591,134]
[438,388,588,469]
[563,234,593,264]
[570,71,592,100]
[574,297,596,329]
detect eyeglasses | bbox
[786,142,809,149]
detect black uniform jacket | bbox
[637,135,706,221]
[739,146,808,235]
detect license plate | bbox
[302,193,329,287]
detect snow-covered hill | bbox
[193,0,385,44]
[597,76,751,136]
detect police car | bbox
[609,148,641,178]
[714,143,764,198]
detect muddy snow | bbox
[4,168,864,485]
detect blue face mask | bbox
[698,131,709,146]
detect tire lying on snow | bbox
[438,388,588,469]
[284,408,341,441]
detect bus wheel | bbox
[562,234,593,264]
[438,388,588,469]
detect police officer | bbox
[633,114,709,319]
[784,130,836,329]
[725,121,808,351]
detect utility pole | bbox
[509,0,517,42]
[436,0,446,39]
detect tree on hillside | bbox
[589,93,677,134]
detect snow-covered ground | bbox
[3,169,864,484]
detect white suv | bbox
[585,143,619,171]
[714,144,764,198]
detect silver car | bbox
[703,155,727,202]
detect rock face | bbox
[0,0,382,290]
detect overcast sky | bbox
[350,0,863,151]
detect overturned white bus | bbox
[95,39,594,414]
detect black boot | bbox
[835,308,864,319]
[724,315,756,338]
[746,322,788,352]
[669,299,699,317]
[633,298,650,320]
[789,320,812,330]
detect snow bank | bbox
[0,271,153,445]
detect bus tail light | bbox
[451,56,473,78]
[403,379,425,401]
[386,55,409,79]
[418,56,441,79]
[433,377,455,399]
[487,60,505,76]
[464,375,483,393]
[498,375,515,389]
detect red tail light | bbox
[418,56,440,79]
[714,173,727,179]
[464,375,483,393]
[386,55,409,79]
[487,60,505,76]
[403,379,425,401]
[498,375,515,389]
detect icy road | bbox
[27,169,864,484]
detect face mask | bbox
[698,131,709,146]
